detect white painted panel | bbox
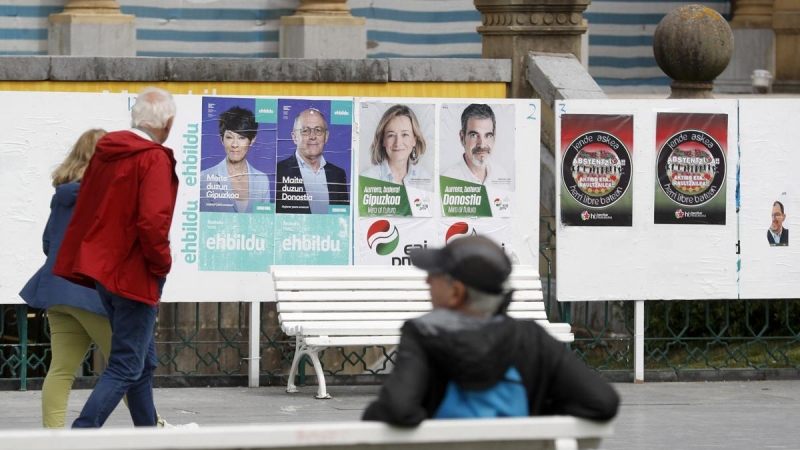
[556,99,739,301]
[738,99,800,299]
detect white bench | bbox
[271,265,574,399]
[0,417,614,450]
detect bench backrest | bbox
[272,265,573,342]
[0,417,614,450]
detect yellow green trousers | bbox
[42,305,116,428]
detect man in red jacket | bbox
[54,87,178,428]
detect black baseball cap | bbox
[410,235,512,294]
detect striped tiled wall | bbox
[0,0,729,91]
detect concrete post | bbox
[279,0,367,59]
[730,0,775,28]
[473,0,591,99]
[717,0,775,93]
[653,5,734,99]
[48,0,136,56]
[772,0,800,91]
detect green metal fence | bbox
[2,217,799,390]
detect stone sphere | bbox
[653,5,734,82]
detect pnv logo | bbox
[445,222,478,244]
[366,220,400,256]
[413,197,429,211]
[366,220,428,265]
[493,197,509,211]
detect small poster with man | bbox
[439,103,516,218]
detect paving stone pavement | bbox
[1,380,799,449]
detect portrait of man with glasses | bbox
[767,200,789,246]
[276,108,350,214]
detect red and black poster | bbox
[654,113,728,225]
[560,114,634,226]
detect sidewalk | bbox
[1,380,799,449]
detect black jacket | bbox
[767,228,789,246]
[362,309,619,426]
[275,155,349,214]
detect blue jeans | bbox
[71,283,158,428]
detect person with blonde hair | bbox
[20,129,109,427]
[361,104,431,189]
[20,129,180,428]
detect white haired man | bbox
[55,87,178,428]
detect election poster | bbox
[654,113,728,225]
[357,101,436,217]
[198,97,276,271]
[272,98,353,265]
[560,114,634,226]
[439,103,516,218]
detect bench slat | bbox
[304,328,575,346]
[275,280,429,291]
[0,416,614,450]
[275,279,542,291]
[283,319,565,336]
[305,335,402,346]
[279,311,549,322]
[271,265,539,280]
[277,301,545,313]
[274,290,544,302]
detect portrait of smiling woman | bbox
[200,106,271,213]
[361,104,433,191]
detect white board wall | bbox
[555,100,739,301]
[738,99,800,299]
[557,99,800,301]
[0,92,539,304]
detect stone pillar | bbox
[653,5,734,99]
[772,0,800,91]
[48,0,136,56]
[280,0,366,59]
[716,0,775,93]
[730,0,775,28]
[473,0,591,99]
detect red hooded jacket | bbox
[53,130,179,305]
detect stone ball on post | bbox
[653,5,734,98]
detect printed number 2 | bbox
[527,103,537,120]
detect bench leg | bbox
[286,337,303,394]
[554,437,578,450]
[306,349,331,399]
[285,339,331,399]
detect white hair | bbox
[463,284,508,317]
[131,87,176,129]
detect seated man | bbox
[362,235,619,426]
